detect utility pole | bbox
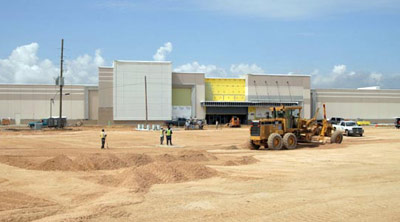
[144,76,148,127]
[58,39,64,128]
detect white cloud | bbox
[153,42,173,61]
[194,0,400,19]
[312,64,390,88]
[332,64,346,75]
[230,63,264,74]
[64,49,105,84]
[174,61,227,76]
[174,61,266,77]
[0,43,105,84]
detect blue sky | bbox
[1,0,400,88]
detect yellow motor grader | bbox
[249,104,343,150]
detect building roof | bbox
[247,73,310,77]
[114,60,172,64]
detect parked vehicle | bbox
[333,121,364,136]
[28,118,49,128]
[329,117,344,125]
[228,116,241,127]
[165,118,187,127]
[395,117,400,129]
[184,119,204,130]
[356,119,371,126]
[28,117,67,129]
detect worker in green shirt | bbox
[166,126,173,146]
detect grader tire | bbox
[283,133,297,150]
[247,140,260,150]
[331,131,343,144]
[267,133,283,150]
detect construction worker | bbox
[216,120,219,129]
[100,129,107,149]
[160,127,165,145]
[166,126,173,146]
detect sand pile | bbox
[0,155,35,169]
[176,150,218,162]
[35,153,151,171]
[154,154,177,162]
[119,153,153,167]
[35,154,79,171]
[73,153,128,171]
[237,156,258,165]
[224,156,258,166]
[115,161,218,192]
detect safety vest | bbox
[100,132,107,139]
[166,129,172,136]
[160,130,164,137]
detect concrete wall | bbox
[0,84,88,123]
[245,74,311,118]
[312,89,400,122]
[98,67,114,125]
[88,89,98,120]
[113,61,172,121]
[172,72,205,119]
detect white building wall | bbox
[313,89,400,122]
[113,61,172,121]
[245,74,311,118]
[0,84,87,122]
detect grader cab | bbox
[249,104,343,150]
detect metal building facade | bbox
[113,61,172,121]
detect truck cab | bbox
[395,117,400,129]
[329,117,344,125]
[333,121,364,136]
[28,118,49,128]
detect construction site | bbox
[0,58,400,221]
[0,125,399,221]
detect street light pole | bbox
[58,39,64,128]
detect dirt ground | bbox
[0,126,399,221]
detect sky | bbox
[0,0,400,88]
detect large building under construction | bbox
[98,60,311,125]
[1,60,400,124]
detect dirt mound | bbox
[119,153,153,167]
[154,153,177,162]
[224,160,239,166]
[35,155,79,171]
[74,153,127,171]
[115,161,218,192]
[176,150,218,162]
[237,156,258,165]
[168,161,218,180]
[223,156,258,166]
[0,155,35,169]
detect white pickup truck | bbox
[333,121,364,136]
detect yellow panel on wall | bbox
[205,78,245,101]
